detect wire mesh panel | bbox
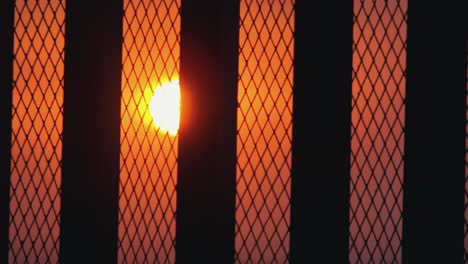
[349,0,407,263]
[118,0,180,263]
[9,0,65,262]
[235,1,294,262]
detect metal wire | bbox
[235,0,294,263]
[9,0,65,263]
[349,0,407,263]
[118,0,180,263]
[4,0,420,263]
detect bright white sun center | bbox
[149,80,180,136]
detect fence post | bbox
[0,1,15,263]
[290,0,354,263]
[402,0,467,262]
[60,1,123,262]
[175,0,239,263]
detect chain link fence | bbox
[8,1,463,263]
[118,0,180,263]
[349,0,407,262]
[8,0,65,263]
[235,1,294,263]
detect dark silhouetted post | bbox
[60,1,123,263]
[176,0,239,263]
[0,1,14,263]
[290,0,354,263]
[402,1,467,263]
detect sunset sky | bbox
[7,0,414,263]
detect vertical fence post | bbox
[0,1,14,263]
[60,1,123,262]
[290,0,354,263]
[402,0,467,263]
[176,0,239,263]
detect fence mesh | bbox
[2,0,423,263]
[349,0,407,263]
[118,0,180,263]
[235,1,295,263]
[8,0,65,263]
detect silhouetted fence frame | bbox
[1,0,466,263]
[290,0,353,262]
[402,0,466,263]
[0,1,14,263]
[176,0,239,263]
[59,1,123,262]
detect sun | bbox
[149,80,180,136]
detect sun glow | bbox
[149,80,180,136]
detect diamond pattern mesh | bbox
[349,0,407,263]
[235,1,294,263]
[8,0,65,263]
[118,0,180,263]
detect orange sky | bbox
[8,0,409,263]
[118,0,180,262]
[349,0,407,262]
[9,0,64,262]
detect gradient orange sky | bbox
[8,0,410,263]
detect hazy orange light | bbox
[149,80,180,136]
